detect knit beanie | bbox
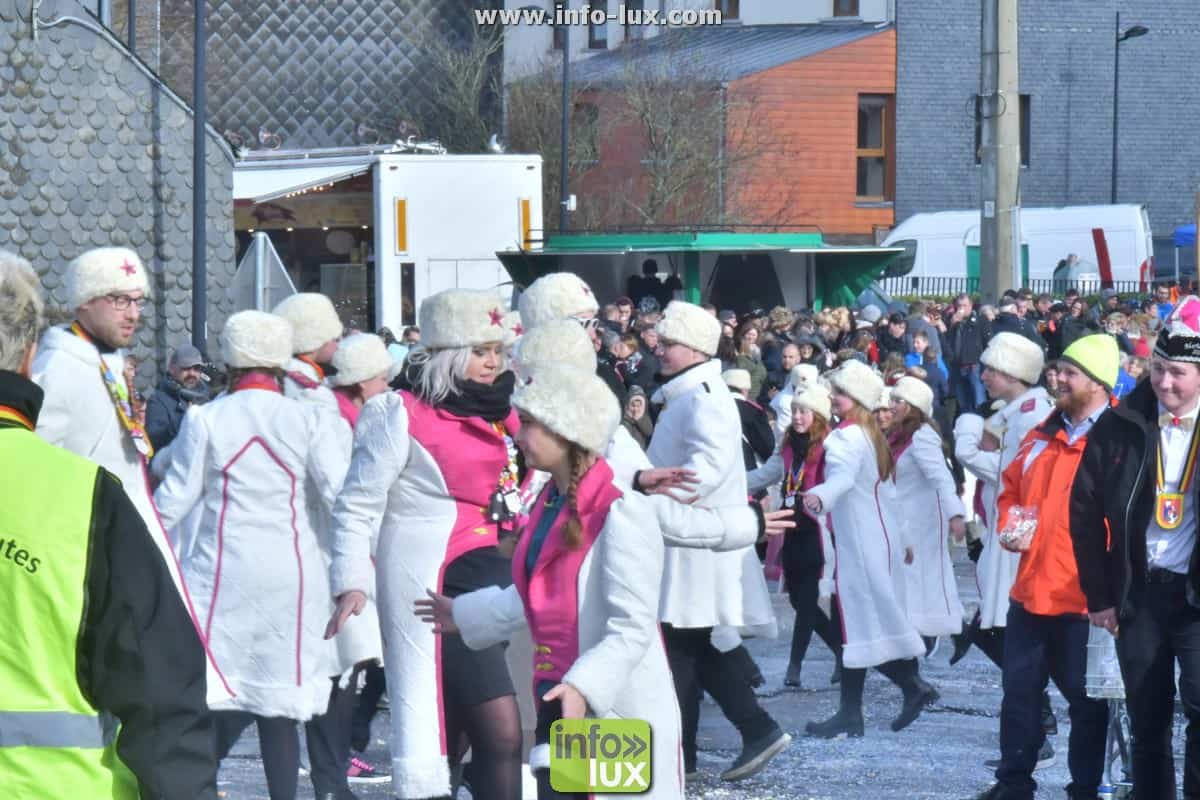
[1060,333,1119,390]
[272,293,343,355]
[66,247,150,309]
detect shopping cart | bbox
[1085,626,1133,799]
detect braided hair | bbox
[562,442,590,550]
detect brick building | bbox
[896,0,1200,270]
[567,21,897,239]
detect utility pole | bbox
[979,0,1022,303]
[996,0,1022,293]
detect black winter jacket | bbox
[1069,379,1200,617]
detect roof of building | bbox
[570,21,892,86]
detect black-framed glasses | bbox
[574,316,600,333]
[105,294,147,310]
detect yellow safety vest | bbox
[0,423,139,799]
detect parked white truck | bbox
[232,146,543,331]
[880,204,1154,292]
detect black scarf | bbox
[392,362,515,422]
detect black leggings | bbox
[533,698,588,800]
[305,671,362,800]
[785,566,841,671]
[350,662,386,753]
[214,712,300,800]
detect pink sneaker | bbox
[346,756,389,784]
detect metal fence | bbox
[878,276,1149,298]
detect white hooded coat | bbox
[33,324,233,704]
[154,386,346,720]
[806,423,925,669]
[892,424,966,637]
[648,359,774,631]
[953,385,1052,629]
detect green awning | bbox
[497,233,902,309]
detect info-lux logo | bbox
[549,719,651,794]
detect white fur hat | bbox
[792,383,832,421]
[788,363,819,391]
[66,247,150,309]
[221,310,292,369]
[512,362,619,454]
[827,359,884,411]
[981,332,1044,385]
[655,301,721,357]
[513,318,596,377]
[722,368,751,393]
[891,375,934,418]
[272,293,344,354]
[518,272,600,330]
[502,310,524,345]
[878,386,892,408]
[330,333,392,387]
[419,288,512,350]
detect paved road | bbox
[218,544,1184,799]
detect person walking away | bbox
[0,251,217,800]
[1070,297,1200,800]
[155,311,349,800]
[972,334,1118,800]
[146,343,210,452]
[886,377,966,651]
[31,246,230,706]
[798,361,937,739]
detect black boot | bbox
[1040,691,1057,736]
[950,612,980,666]
[805,667,865,738]
[830,657,842,685]
[886,661,940,732]
[784,662,802,688]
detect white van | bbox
[880,204,1154,292]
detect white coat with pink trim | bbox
[805,422,925,669]
[154,386,346,720]
[892,424,966,637]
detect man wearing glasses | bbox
[32,247,230,705]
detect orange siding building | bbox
[726,28,896,238]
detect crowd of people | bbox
[1,243,1197,800]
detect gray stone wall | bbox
[896,0,1200,238]
[0,0,236,384]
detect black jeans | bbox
[350,662,386,753]
[214,712,300,800]
[785,566,841,671]
[662,624,777,770]
[996,603,1108,799]
[532,698,587,800]
[1116,571,1200,800]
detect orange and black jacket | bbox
[998,409,1097,617]
[1070,379,1200,618]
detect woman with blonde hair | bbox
[886,376,966,653]
[798,361,935,738]
[325,289,525,800]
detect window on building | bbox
[589,6,607,49]
[553,1,566,50]
[625,0,645,40]
[574,102,601,164]
[856,94,895,201]
[833,0,860,17]
[974,94,1031,167]
[717,0,740,20]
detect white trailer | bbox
[232,147,543,331]
[881,204,1154,290]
